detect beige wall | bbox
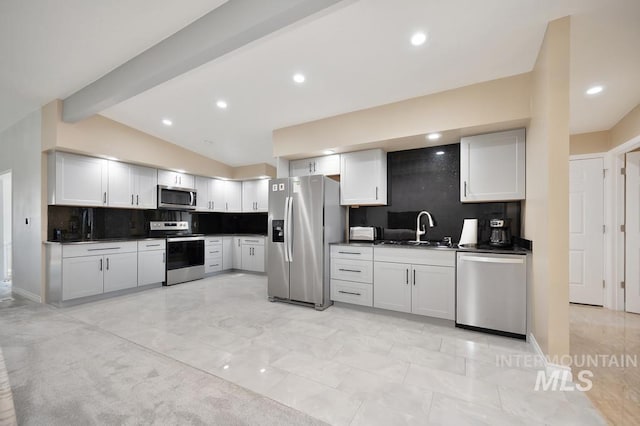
[273,73,532,158]
[611,104,640,149]
[569,131,610,155]
[42,100,277,180]
[524,17,571,359]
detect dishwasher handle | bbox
[460,255,524,264]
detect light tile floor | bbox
[570,304,640,425]
[1,273,606,425]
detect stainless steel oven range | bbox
[149,221,204,286]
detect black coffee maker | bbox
[489,218,511,247]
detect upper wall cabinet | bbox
[340,149,387,206]
[290,154,340,177]
[242,179,269,212]
[195,176,214,212]
[460,128,526,202]
[108,162,157,209]
[49,152,108,207]
[49,152,157,208]
[157,170,195,189]
[224,180,243,213]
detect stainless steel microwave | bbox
[157,185,197,210]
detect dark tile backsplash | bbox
[349,144,521,243]
[48,206,267,241]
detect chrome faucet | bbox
[415,211,435,242]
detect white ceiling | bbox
[3,0,639,167]
[0,0,227,132]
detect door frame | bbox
[608,133,640,311]
[569,153,613,308]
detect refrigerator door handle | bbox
[283,196,290,263]
[287,195,294,262]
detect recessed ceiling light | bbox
[586,85,604,95]
[293,73,306,84]
[216,100,228,109]
[410,31,427,46]
[427,133,441,141]
[162,118,173,126]
[223,365,229,370]
[323,150,335,155]
[259,368,266,373]
[436,151,445,156]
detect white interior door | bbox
[625,152,640,313]
[569,158,604,305]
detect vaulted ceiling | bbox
[2,0,639,166]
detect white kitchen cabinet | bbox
[157,170,195,189]
[460,128,525,202]
[108,162,157,209]
[61,241,139,301]
[103,252,138,293]
[373,247,455,320]
[138,250,165,286]
[330,244,374,307]
[232,237,243,269]
[62,255,104,300]
[49,152,108,207]
[222,237,233,270]
[411,264,455,320]
[225,181,243,212]
[195,176,213,211]
[290,154,340,177]
[137,240,166,286]
[210,178,226,212]
[340,149,387,206]
[205,237,223,274]
[373,261,412,313]
[241,237,264,272]
[242,179,269,212]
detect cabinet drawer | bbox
[206,237,223,245]
[63,241,137,258]
[374,247,455,267]
[137,240,166,252]
[331,245,373,261]
[241,237,264,246]
[205,262,223,274]
[205,247,222,260]
[331,280,373,307]
[331,259,373,283]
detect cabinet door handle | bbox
[338,251,360,255]
[375,186,378,200]
[106,258,110,270]
[99,258,103,271]
[413,269,416,286]
[405,269,409,284]
[131,194,134,205]
[163,252,166,263]
[226,202,228,211]
[146,244,161,247]
[309,162,312,173]
[338,290,361,296]
[136,195,139,205]
[104,192,107,204]
[464,181,467,197]
[88,247,120,251]
[313,162,316,172]
[339,268,361,273]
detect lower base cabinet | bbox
[103,252,138,293]
[373,261,455,320]
[62,256,104,300]
[138,250,166,286]
[242,244,265,272]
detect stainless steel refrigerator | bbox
[268,175,344,310]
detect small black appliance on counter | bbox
[489,218,512,247]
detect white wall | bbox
[0,172,11,280]
[0,110,42,300]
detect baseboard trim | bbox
[11,287,42,303]
[528,333,573,378]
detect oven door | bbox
[166,237,205,285]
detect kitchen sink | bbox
[375,240,455,248]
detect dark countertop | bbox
[331,241,530,255]
[44,237,166,245]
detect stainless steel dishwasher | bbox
[456,252,527,339]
